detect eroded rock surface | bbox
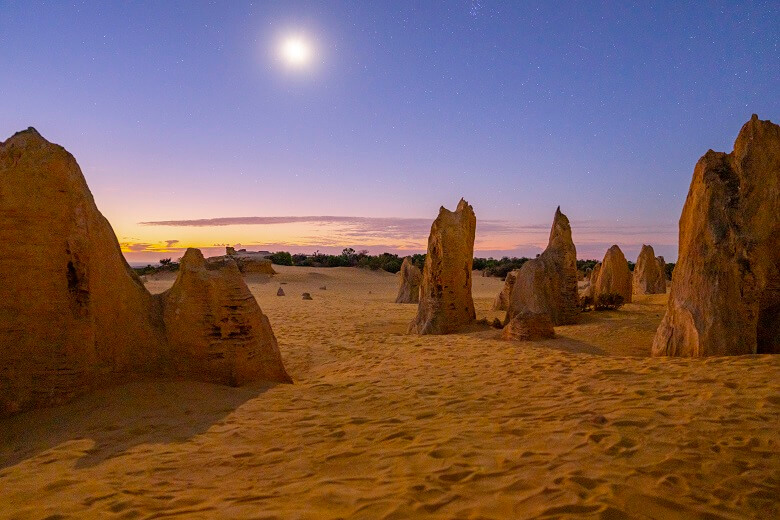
[633,245,667,295]
[0,129,291,416]
[590,245,633,304]
[0,128,167,416]
[506,207,579,326]
[161,249,291,385]
[207,248,276,275]
[395,257,422,304]
[492,270,518,311]
[409,199,476,334]
[653,115,780,356]
[501,312,555,341]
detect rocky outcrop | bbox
[501,312,555,341]
[653,115,780,356]
[408,199,476,334]
[277,287,285,296]
[586,263,602,298]
[656,256,667,282]
[0,128,167,416]
[590,245,632,304]
[207,248,276,275]
[633,245,667,295]
[161,249,291,385]
[302,292,313,300]
[506,207,579,325]
[492,270,518,311]
[0,129,291,417]
[395,257,422,304]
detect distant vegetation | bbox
[474,257,530,278]
[280,249,416,273]
[132,257,179,277]
[580,293,626,312]
[131,251,676,279]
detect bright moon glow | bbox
[280,36,312,67]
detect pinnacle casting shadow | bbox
[0,379,277,471]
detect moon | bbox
[279,36,312,68]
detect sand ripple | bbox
[1,267,778,519]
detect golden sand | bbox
[1,266,778,519]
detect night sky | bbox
[2,1,778,263]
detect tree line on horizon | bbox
[134,248,675,279]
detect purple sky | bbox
[1,1,778,263]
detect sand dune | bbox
[1,266,778,519]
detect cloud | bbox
[122,242,155,252]
[139,214,675,242]
[133,214,679,260]
[120,240,185,254]
[140,216,362,227]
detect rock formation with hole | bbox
[0,129,291,417]
[0,128,167,416]
[633,245,667,295]
[506,207,579,325]
[653,115,780,356]
[408,199,476,334]
[395,257,422,304]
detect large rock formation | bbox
[632,244,667,295]
[653,115,780,357]
[161,249,291,385]
[506,207,579,325]
[590,245,633,304]
[395,257,422,304]
[0,129,291,417]
[408,199,476,334]
[0,128,167,416]
[492,270,518,311]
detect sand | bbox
[1,266,778,519]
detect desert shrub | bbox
[268,250,410,274]
[131,258,179,277]
[480,257,530,278]
[579,295,594,312]
[594,293,625,311]
[665,262,675,280]
[357,252,402,273]
[576,259,599,272]
[133,264,157,276]
[472,257,489,271]
[410,253,426,271]
[321,254,348,267]
[269,251,293,266]
[291,253,309,265]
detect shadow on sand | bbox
[0,379,277,471]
